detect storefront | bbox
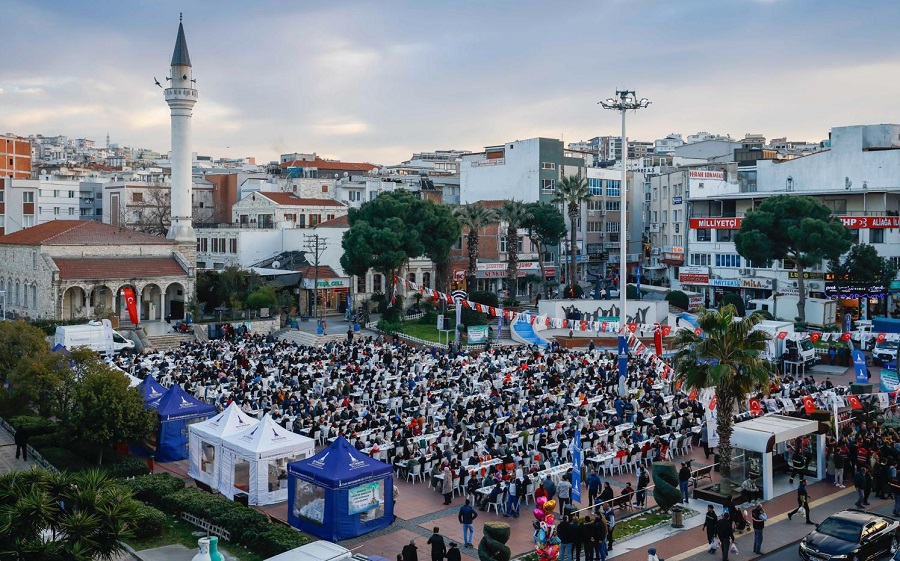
[824,281,887,322]
[472,262,556,298]
[301,276,350,317]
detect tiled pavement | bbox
[0,423,38,473]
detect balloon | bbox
[545,514,556,526]
[536,496,547,507]
[543,500,557,514]
[547,545,559,560]
[537,529,546,542]
[550,536,561,545]
[534,508,545,521]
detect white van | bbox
[263,541,352,561]
[54,321,135,355]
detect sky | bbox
[1,0,899,165]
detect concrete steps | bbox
[146,333,195,350]
[278,329,346,347]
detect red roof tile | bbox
[279,158,377,172]
[54,257,187,280]
[296,265,341,278]
[257,192,346,207]
[314,215,350,228]
[0,220,174,246]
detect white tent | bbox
[220,414,316,505]
[187,403,260,491]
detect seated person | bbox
[479,481,504,511]
[739,476,762,504]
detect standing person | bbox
[699,423,710,459]
[593,514,608,561]
[13,425,28,461]
[702,505,718,553]
[890,476,900,516]
[647,548,663,561]
[544,474,557,501]
[347,326,354,343]
[446,543,461,561]
[834,446,846,488]
[715,512,735,561]
[506,474,522,518]
[678,462,692,504]
[571,515,584,561]
[602,503,616,552]
[402,539,419,561]
[587,469,601,513]
[863,464,873,505]
[441,467,454,506]
[458,499,478,548]
[854,467,867,509]
[789,449,807,484]
[599,482,614,512]
[751,503,767,554]
[788,479,813,524]
[427,527,446,561]
[580,516,594,561]
[557,475,573,515]
[636,466,650,508]
[557,515,575,561]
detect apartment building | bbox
[0,135,31,179]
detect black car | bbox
[799,510,900,561]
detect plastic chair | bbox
[407,463,423,484]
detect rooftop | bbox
[279,157,377,173]
[54,257,187,280]
[0,220,174,246]
[257,192,346,207]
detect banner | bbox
[570,430,582,503]
[347,481,382,515]
[749,398,762,416]
[101,318,115,356]
[121,287,139,326]
[803,396,816,414]
[699,388,719,447]
[852,350,869,383]
[881,368,900,393]
[654,327,663,357]
[468,325,489,344]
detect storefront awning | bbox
[731,414,819,453]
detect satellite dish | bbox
[334,173,339,179]
[343,171,349,178]
[272,261,280,269]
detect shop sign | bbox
[740,278,773,289]
[709,279,740,288]
[672,196,683,205]
[689,296,704,309]
[689,215,900,230]
[689,170,726,180]
[890,280,900,291]
[824,282,887,299]
[301,277,350,289]
[471,158,505,167]
[788,271,831,280]
[689,217,742,229]
[679,273,709,285]
[476,262,554,278]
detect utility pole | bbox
[304,233,328,330]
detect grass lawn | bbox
[128,514,263,561]
[399,321,443,343]
[614,511,671,538]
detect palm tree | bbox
[552,174,592,297]
[453,203,496,290]
[494,200,533,301]
[0,468,140,560]
[671,305,774,482]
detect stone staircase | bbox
[146,332,195,350]
[278,329,346,347]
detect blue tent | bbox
[137,375,167,408]
[287,436,394,541]
[151,384,216,462]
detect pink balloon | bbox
[536,496,547,507]
[545,514,556,526]
[547,545,559,560]
[534,508,545,520]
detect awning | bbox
[731,414,819,453]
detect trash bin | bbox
[671,505,684,528]
[353,323,360,332]
[316,326,324,335]
[234,492,249,507]
[713,453,721,472]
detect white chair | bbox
[407,463,423,484]
[524,482,535,504]
[487,496,502,514]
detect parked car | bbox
[873,340,899,366]
[799,509,900,561]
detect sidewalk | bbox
[0,423,38,474]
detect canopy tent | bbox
[287,435,394,541]
[151,384,216,463]
[137,375,167,407]
[188,403,259,491]
[220,415,315,505]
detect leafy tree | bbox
[665,290,689,311]
[453,203,496,290]
[523,202,567,298]
[552,175,592,297]
[734,195,852,322]
[246,286,277,310]
[69,364,157,465]
[7,350,69,417]
[0,468,141,561]
[721,292,746,316]
[830,243,898,286]
[495,201,532,298]
[0,320,50,385]
[672,305,773,480]
[419,199,461,294]
[460,290,498,328]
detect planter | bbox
[693,483,736,506]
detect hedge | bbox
[246,525,311,558]
[36,445,150,478]
[8,415,58,437]
[131,503,166,539]
[123,474,186,507]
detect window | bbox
[715,254,742,268]
[198,238,208,252]
[662,210,668,223]
[357,275,367,294]
[871,229,885,244]
[132,192,143,202]
[605,201,620,212]
[587,221,603,233]
[690,253,711,267]
[606,180,621,197]
[408,273,416,284]
[605,222,620,233]
[674,234,683,246]
[321,185,328,193]
[68,207,74,216]
[0,191,4,203]
[717,229,736,242]
[229,238,238,253]
[541,162,556,170]
[696,229,711,242]
[31,285,36,310]
[500,236,507,253]
[517,236,524,252]
[131,210,141,221]
[23,192,34,203]
[23,216,34,227]
[53,207,59,215]
[652,211,658,223]
[823,199,847,214]
[423,272,431,288]
[588,178,603,196]
[68,190,74,198]
[587,200,603,211]
[373,274,383,293]
[541,179,556,191]
[53,190,59,198]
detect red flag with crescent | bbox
[694,328,703,336]
[749,398,762,415]
[802,395,816,414]
[580,320,587,331]
[810,332,820,342]
[121,287,139,325]
[654,327,663,357]
[776,331,788,340]
[601,321,608,332]
[662,325,671,336]
[842,332,852,341]
[848,394,863,410]
[878,333,887,343]
[709,395,717,410]
[545,317,551,327]
[688,387,697,400]
[628,323,637,333]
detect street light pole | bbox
[600,90,650,394]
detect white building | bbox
[1,175,85,235]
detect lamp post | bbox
[600,91,650,394]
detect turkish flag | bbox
[581,320,587,331]
[694,328,703,336]
[848,394,863,410]
[628,323,638,333]
[749,398,762,415]
[689,388,698,400]
[878,333,887,343]
[121,287,139,325]
[662,325,672,336]
[777,331,788,340]
[709,395,718,410]
[803,395,816,414]
[811,332,821,342]
[601,321,608,332]
[545,317,551,327]
[842,332,852,342]
[654,328,663,357]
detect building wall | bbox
[0,135,32,179]
[460,138,542,203]
[194,227,282,270]
[0,245,55,318]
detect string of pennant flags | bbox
[394,277,900,344]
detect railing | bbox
[181,512,231,541]
[0,416,58,472]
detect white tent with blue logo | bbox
[187,403,259,492]
[219,414,315,506]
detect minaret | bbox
[164,15,198,243]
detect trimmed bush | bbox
[131,502,166,539]
[721,293,745,316]
[123,473,186,507]
[376,319,403,334]
[561,284,584,299]
[8,415,58,437]
[102,456,151,479]
[247,525,311,558]
[665,290,689,311]
[161,487,269,543]
[38,447,94,471]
